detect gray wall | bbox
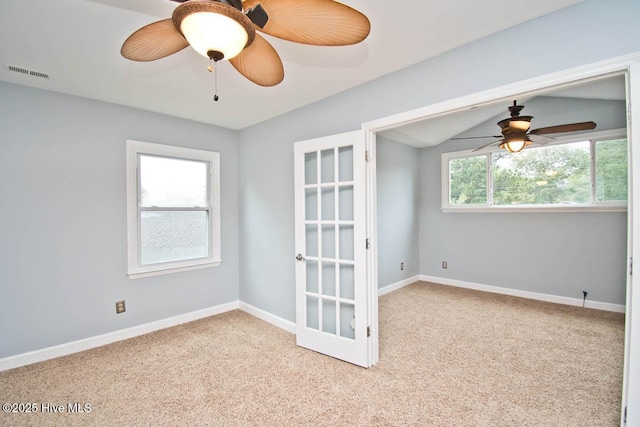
[239,0,640,321]
[376,137,419,288]
[0,83,240,358]
[418,97,628,304]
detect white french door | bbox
[293,130,373,367]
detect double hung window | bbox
[126,140,221,278]
[442,129,627,211]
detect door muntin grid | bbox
[304,146,356,340]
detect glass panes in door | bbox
[304,147,356,340]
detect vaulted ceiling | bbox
[378,75,627,148]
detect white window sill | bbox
[128,260,222,279]
[442,204,627,213]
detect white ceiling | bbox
[0,0,582,130]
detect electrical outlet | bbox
[400,262,404,270]
[442,261,448,269]
[115,300,126,314]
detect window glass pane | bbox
[339,264,354,300]
[306,296,319,330]
[322,263,336,297]
[306,260,318,293]
[338,146,353,182]
[449,156,487,205]
[338,185,354,221]
[322,225,335,259]
[492,141,591,205]
[339,225,354,261]
[140,211,209,264]
[596,138,628,202]
[305,224,318,257]
[339,303,356,340]
[305,151,317,185]
[305,188,318,221]
[140,155,208,207]
[322,299,336,334]
[321,149,335,184]
[321,187,335,220]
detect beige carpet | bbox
[0,282,624,426]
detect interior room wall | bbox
[376,137,419,288]
[0,82,240,358]
[238,0,640,321]
[418,97,628,305]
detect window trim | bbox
[126,139,221,279]
[441,128,628,213]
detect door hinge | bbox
[630,257,633,276]
[623,405,627,424]
[367,326,371,337]
[365,150,369,162]
[366,238,370,250]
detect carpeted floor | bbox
[0,282,625,426]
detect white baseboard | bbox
[378,275,421,296]
[420,275,626,313]
[239,302,296,334]
[4,274,622,372]
[0,301,240,372]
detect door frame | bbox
[361,51,640,424]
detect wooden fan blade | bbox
[529,134,555,145]
[242,0,370,45]
[121,19,189,62]
[529,121,596,135]
[472,139,503,152]
[229,33,284,86]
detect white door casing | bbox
[294,130,373,367]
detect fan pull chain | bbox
[207,58,219,102]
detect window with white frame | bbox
[442,129,628,211]
[126,140,221,278]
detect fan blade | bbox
[229,33,284,86]
[242,0,370,46]
[472,139,503,152]
[450,135,502,140]
[529,134,555,145]
[121,19,188,62]
[530,121,596,135]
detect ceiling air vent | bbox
[6,64,50,80]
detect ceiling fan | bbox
[452,100,597,153]
[120,0,370,91]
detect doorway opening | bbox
[364,53,640,422]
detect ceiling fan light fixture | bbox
[174,2,256,61]
[500,135,532,153]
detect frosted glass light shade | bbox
[181,12,248,60]
[500,137,531,153]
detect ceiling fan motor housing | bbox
[498,115,533,135]
[498,102,533,135]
